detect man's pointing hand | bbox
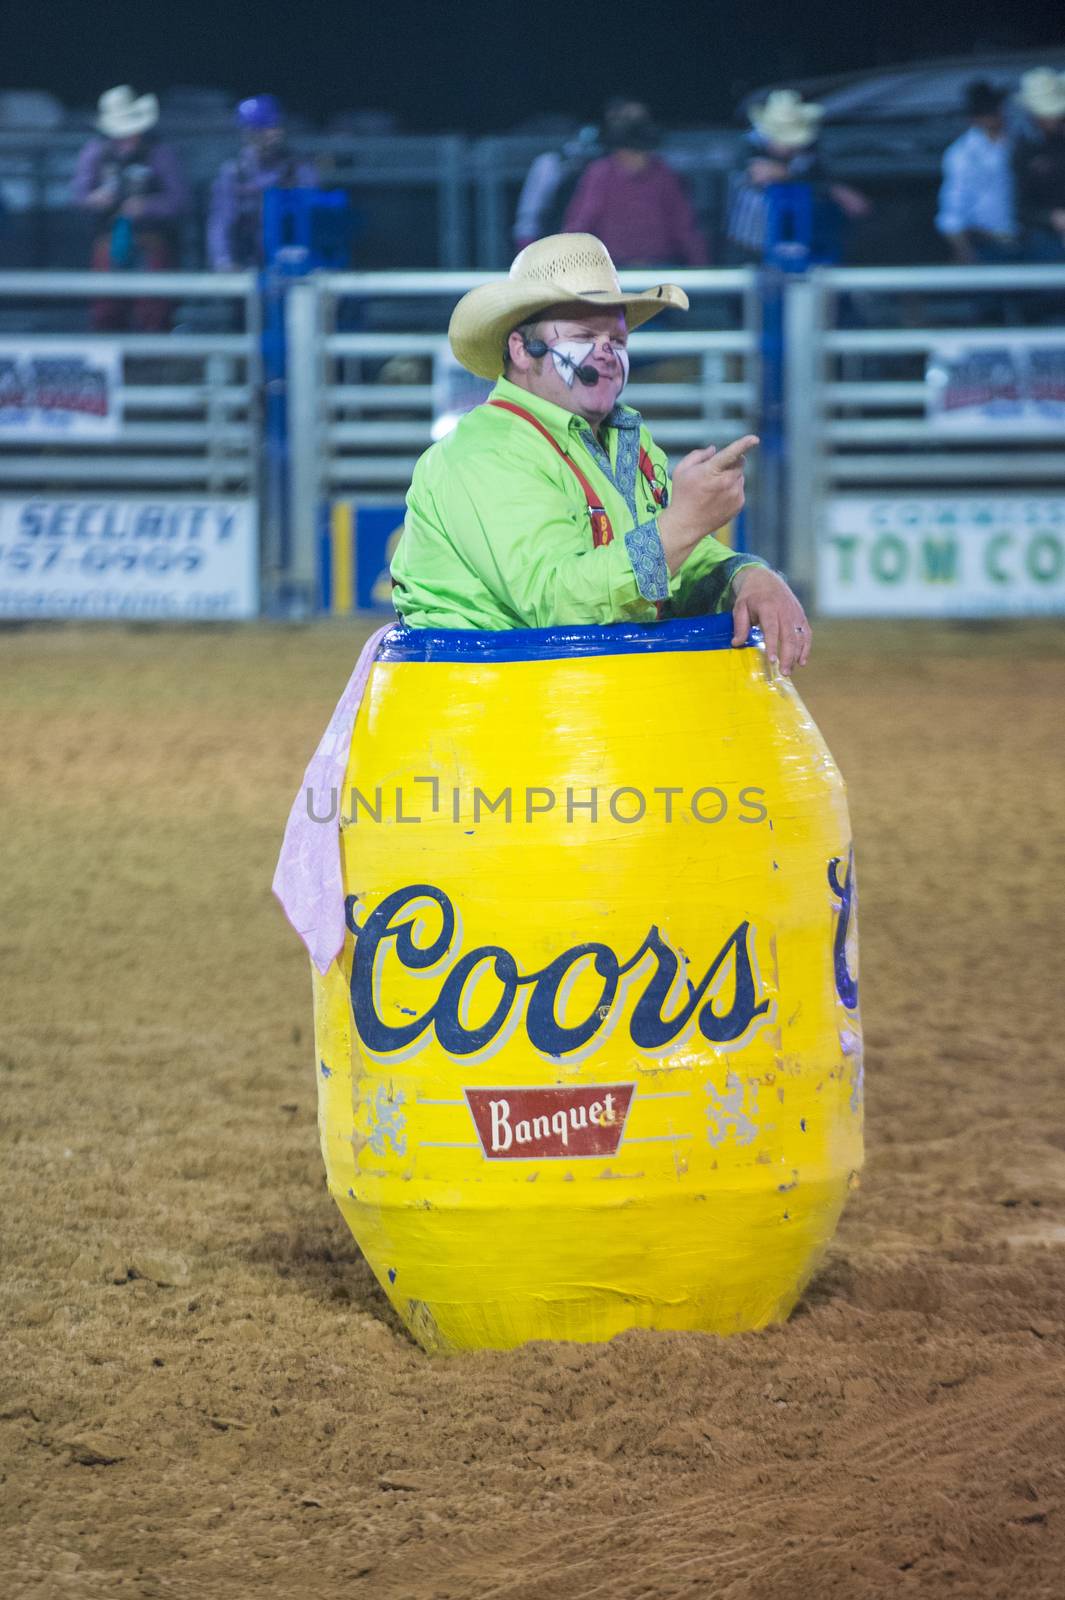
[658,435,759,575]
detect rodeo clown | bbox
[274,232,813,972]
[391,231,811,672]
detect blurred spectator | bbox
[72,86,189,331]
[207,94,318,271]
[513,124,602,251]
[563,101,708,266]
[935,81,1018,264]
[1013,69,1065,263]
[726,90,871,264]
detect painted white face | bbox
[549,338,630,392]
[513,309,631,423]
[537,311,631,411]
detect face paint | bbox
[549,340,596,387]
[548,338,631,392]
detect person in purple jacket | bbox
[72,86,189,332]
[563,101,709,267]
[207,95,319,271]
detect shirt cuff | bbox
[724,554,770,598]
[624,518,670,602]
[679,553,770,615]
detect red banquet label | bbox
[465,1084,635,1160]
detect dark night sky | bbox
[3,0,1062,132]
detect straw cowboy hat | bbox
[749,89,824,150]
[1017,68,1065,120]
[96,85,159,139]
[448,233,689,380]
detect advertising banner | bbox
[0,497,259,619]
[819,495,1065,617]
[0,341,122,440]
[926,341,1065,433]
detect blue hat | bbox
[236,94,284,130]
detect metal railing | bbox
[0,130,471,272]
[0,125,949,272]
[0,276,261,463]
[784,265,1065,594]
[2,263,1061,615]
[284,268,763,601]
[0,273,262,470]
[0,270,272,586]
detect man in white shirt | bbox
[936,80,1018,264]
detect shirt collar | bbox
[490,376,642,448]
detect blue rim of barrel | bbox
[376,615,762,664]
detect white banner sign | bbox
[926,341,1065,434]
[0,341,122,439]
[0,498,259,620]
[819,496,1065,617]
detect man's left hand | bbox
[730,567,811,675]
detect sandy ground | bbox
[2,618,1064,1600]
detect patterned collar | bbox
[577,406,645,521]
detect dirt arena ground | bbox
[2,618,1064,1599]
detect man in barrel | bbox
[391,233,811,673]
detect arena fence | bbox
[1,264,1062,620]
[285,268,763,610]
[0,271,261,486]
[784,265,1065,616]
[0,271,265,620]
[0,125,944,273]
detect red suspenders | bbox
[487,398,666,548]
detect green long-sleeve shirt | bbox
[390,375,765,631]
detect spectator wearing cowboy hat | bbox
[936,81,1018,264]
[1013,69,1065,263]
[726,90,870,265]
[207,94,319,271]
[562,102,709,267]
[72,86,189,331]
[513,122,603,253]
[390,233,811,673]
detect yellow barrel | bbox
[312,615,863,1353]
